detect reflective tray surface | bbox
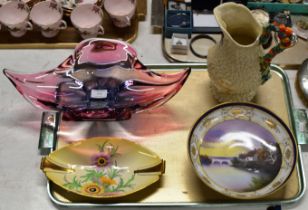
[41,64,305,207]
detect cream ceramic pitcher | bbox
[208,3,297,102]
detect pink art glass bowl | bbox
[3,38,191,120]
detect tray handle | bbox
[294,109,308,145]
[38,112,60,155]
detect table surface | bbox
[0,1,308,210]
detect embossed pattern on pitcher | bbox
[208,3,296,102]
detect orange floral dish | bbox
[41,137,165,198]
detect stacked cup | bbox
[0,1,33,37]
[0,0,138,39]
[70,3,104,39]
[0,0,66,38]
[104,0,137,28]
[30,0,67,38]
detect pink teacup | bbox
[70,4,104,39]
[0,1,33,37]
[30,0,67,38]
[60,0,99,10]
[104,0,136,28]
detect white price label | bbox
[91,89,108,99]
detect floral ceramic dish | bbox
[41,137,165,198]
[188,102,297,199]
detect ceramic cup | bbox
[60,0,99,10]
[0,1,33,37]
[70,4,104,39]
[104,0,136,28]
[30,0,67,38]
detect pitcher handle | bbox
[124,16,131,26]
[260,22,297,84]
[59,20,67,30]
[98,25,104,35]
[26,21,33,31]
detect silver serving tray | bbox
[39,64,306,208]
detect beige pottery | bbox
[208,3,265,102]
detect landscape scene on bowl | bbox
[199,119,282,192]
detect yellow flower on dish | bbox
[83,183,103,195]
[100,176,117,185]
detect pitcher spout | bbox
[214,2,262,46]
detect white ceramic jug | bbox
[208,3,297,102]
